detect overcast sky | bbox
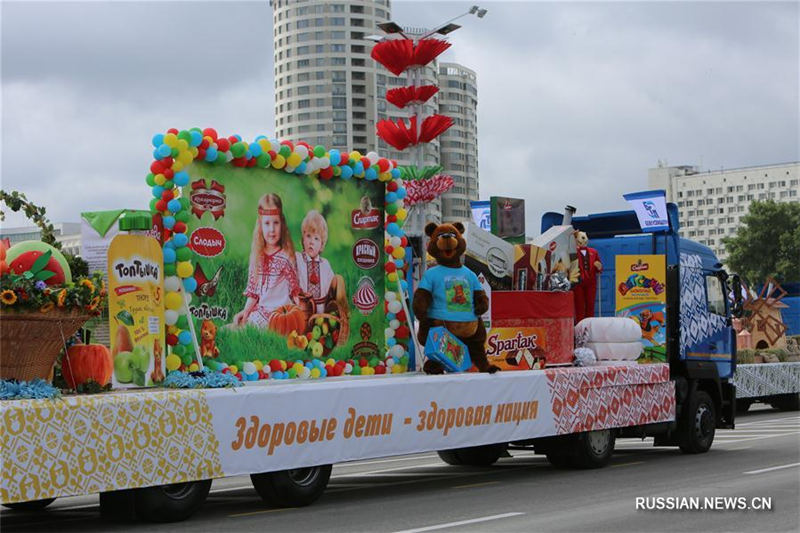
[2,0,798,234]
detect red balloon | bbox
[162,168,174,180]
[401,237,408,246]
[197,148,206,160]
[396,310,407,322]
[395,326,410,338]
[216,138,230,152]
[280,140,294,151]
[378,158,390,172]
[387,181,398,192]
[167,128,179,135]
[166,334,178,346]
[247,157,257,167]
[360,157,371,169]
[339,153,349,165]
[375,365,386,375]
[269,360,283,372]
[202,127,218,140]
[150,161,164,174]
[319,166,334,180]
[155,200,168,212]
[227,135,239,145]
[199,138,210,149]
[387,215,397,223]
[268,150,277,159]
[385,245,394,254]
[359,358,369,367]
[173,222,187,234]
[161,191,173,201]
[385,262,397,273]
[231,157,247,167]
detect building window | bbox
[332,97,346,109]
[330,17,345,25]
[298,99,310,109]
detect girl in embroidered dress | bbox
[295,210,335,314]
[233,194,300,327]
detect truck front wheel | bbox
[770,393,800,411]
[437,443,507,466]
[134,480,212,522]
[678,390,715,454]
[250,465,332,507]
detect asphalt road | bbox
[2,406,798,533]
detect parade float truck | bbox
[0,131,737,523]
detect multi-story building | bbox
[648,161,800,261]
[271,0,479,235]
[0,223,82,255]
[437,62,479,221]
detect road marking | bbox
[610,461,644,468]
[744,462,800,475]
[392,512,525,533]
[453,481,499,489]
[229,507,296,518]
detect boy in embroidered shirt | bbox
[295,210,335,314]
[233,193,300,328]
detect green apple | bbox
[311,325,321,340]
[114,351,134,383]
[315,317,324,327]
[130,345,151,372]
[311,342,324,358]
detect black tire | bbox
[736,399,753,414]
[771,393,800,411]
[571,430,615,469]
[250,465,332,507]
[436,443,506,467]
[2,498,56,511]
[678,390,716,454]
[134,480,211,523]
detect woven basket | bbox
[0,309,91,382]
[308,306,350,357]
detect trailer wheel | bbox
[678,390,715,454]
[736,399,752,414]
[770,393,800,411]
[572,430,615,469]
[2,498,56,511]
[545,451,573,469]
[134,480,211,522]
[436,443,507,466]
[250,465,331,507]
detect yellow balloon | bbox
[258,139,271,151]
[167,325,178,335]
[172,188,181,199]
[397,208,407,221]
[188,362,199,372]
[253,360,264,371]
[166,354,181,371]
[379,172,391,182]
[177,139,189,151]
[164,133,178,147]
[349,151,361,162]
[154,174,166,186]
[272,154,286,168]
[171,161,184,172]
[203,135,214,145]
[287,153,302,167]
[392,247,405,259]
[176,261,194,278]
[387,272,399,283]
[165,291,182,310]
[190,146,199,157]
[228,365,238,375]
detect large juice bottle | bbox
[107,213,166,388]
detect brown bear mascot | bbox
[413,222,500,374]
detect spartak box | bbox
[513,225,579,290]
[486,291,575,369]
[462,220,514,290]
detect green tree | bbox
[722,200,800,284]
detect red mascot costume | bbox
[572,231,602,323]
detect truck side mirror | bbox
[730,274,744,318]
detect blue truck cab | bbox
[543,203,737,439]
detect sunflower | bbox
[1,290,17,305]
[80,279,95,293]
[57,289,67,307]
[40,301,55,314]
[87,296,101,311]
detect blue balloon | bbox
[152,133,165,147]
[183,277,198,293]
[167,199,182,213]
[329,149,341,166]
[387,337,397,347]
[396,187,407,199]
[296,162,307,174]
[401,280,408,291]
[163,216,176,230]
[365,167,378,181]
[178,331,193,345]
[387,222,400,236]
[152,148,161,160]
[319,368,327,378]
[172,233,189,248]
[157,144,171,158]
[204,147,218,162]
[173,171,190,186]
[232,134,242,141]
[249,143,263,157]
[391,168,401,179]
[386,192,398,204]
[152,185,165,199]
[354,162,364,175]
[341,165,353,179]
[163,247,176,264]
[395,259,404,267]
[255,135,267,141]
[190,131,203,147]
[163,239,175,249]
[387,312,396,320]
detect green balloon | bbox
[149,199,158,212]
[176,247,192,261]
[176,316,189,329]
[231,142,246,158]
[171,147,180,158]
[279,145,291,158]
[181,353,193,366]
[173,344,186,356]
[178,130,192,143]
[146,173,156,186]
[351,365,362,375]
[288,368,297,379]
[313,145,326,157]
[257,153,271,167]
[386,203,398,215]
[164,263,177,276]
[163,180,174,190]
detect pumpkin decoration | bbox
[0,240,8,276]
[268,305,306,336]
[62,333,113,389]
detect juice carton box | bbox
[424,327,472,373]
